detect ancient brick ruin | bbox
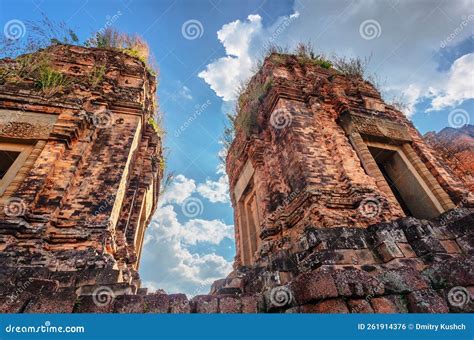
[221,54,473,313]
[0,45,164,312]
[0,48,472,313]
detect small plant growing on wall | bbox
[89,63,106,87]
[34,64,71,96]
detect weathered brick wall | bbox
[217,53,473,313]
[0,49,472,314]
[226,54,471,269]
[0,210,472,313]
[0,45,163,298]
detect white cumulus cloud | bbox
[141,205,234,296]
[141,173,234,296]
[197,175,230,203]
[427,53,474,111]
[198,14,263,101]
[159,174,196,205]
[200,1,473,119]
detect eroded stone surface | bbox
[0,50,472,314]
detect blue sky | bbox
[1,0,472,296]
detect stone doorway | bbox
[238,180,261,266]
[0,150,20,179]
[368,145,444,219]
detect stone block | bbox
[24,288,76,313]
[190,295,218,313]
[422,256,474,288]
[456,234,474,254]
[370,296,401,313]
[169,294,190,313]
[347,299,374,313]
[269,250,297,272]
[397,243,417,258]
[378,267,429,294]
[143,294,170,313]
[241,295,258,313]
[113,295,144,313]
[332,269,384,298]
[301,298,349,313]
[0,291,36,313]
[376,241,404,262]
[290,270,338,305]
[74,295,114,313]
[440,239,462,254]
[218,296,242,313]
[406,289,449,313]
[409,237,445,256]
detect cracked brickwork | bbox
[0,45,163,309]
[219,54,473,313]
[0,50,472,314]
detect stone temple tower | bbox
[222,53,473,313]
[0,45,163,311]
[0,46,472,314]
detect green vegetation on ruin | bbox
[221,42,409,166]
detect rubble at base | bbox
[0,209,472,313]
[0,48,472,314]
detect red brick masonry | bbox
[0,49,472,313]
